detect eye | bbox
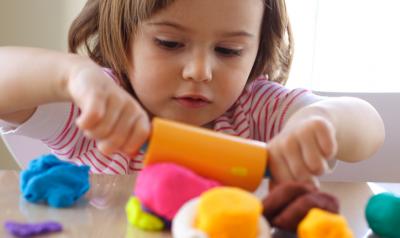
[154,38,184,50]
[215,47,242,57]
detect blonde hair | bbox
[68,0,293,93]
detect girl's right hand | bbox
[65,59,150,156]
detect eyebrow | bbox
[147,21,255,38]
[148,21,189,32]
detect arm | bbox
[0,46,150,155]
[267,96,385,184]
[0,47,83,123]
[286,97,385,162]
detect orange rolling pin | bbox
[143,118,268,191]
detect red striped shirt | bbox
[1,74,318,174]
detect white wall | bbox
[287,0,400,182]
[0,0,85,169]
[287,0,400,92]
[0,0,85,49]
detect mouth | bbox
[173,94,211,108]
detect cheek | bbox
[215,75,247,107]
[129,58,159,90]
[231,80,247,99]
[130,72,158,98]
[222,67,250,93]
[130,52,179,93]
[129,65,176,107]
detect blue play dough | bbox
[20,154,90,208]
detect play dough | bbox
[172,189,271,238]
[134,163,220,220]
[125,196,165,231]
[20,154,90,208]
[194,187,265,238]
[263,182,339,232]
[4,220,62,237]
[365,192,400,238]
[298,208,353,238]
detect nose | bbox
[182,51,213,82]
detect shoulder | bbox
[211,77,280,137]
[234,76,288,109]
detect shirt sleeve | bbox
[247,80,323,141]
[0,102,73,141]
[248,80,337,169]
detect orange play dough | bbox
[298,208,354,238]
[195,187,262,238]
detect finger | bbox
[87,94,125,139]
[121,109,150,155]
[96,102,134,154]
[299,128,327,175]
[76,92,106,130]
[96,140,113,155]
[266,142,295,184]
[281,136,314,182]
[314,119,338,159]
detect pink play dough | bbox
[134,163,221,220]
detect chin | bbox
[172,117,208,127]
[156,112,212,127]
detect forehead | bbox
[145,0,264,35]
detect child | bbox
[0,0,384,184]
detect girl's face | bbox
[128,0,264,126]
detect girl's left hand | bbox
[266,116,338,185]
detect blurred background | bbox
[0,0,85,50]
[0,0,85,169]
[1,1,399,178]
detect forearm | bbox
[285,97,385,162]
[0,47,86,123]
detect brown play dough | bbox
[262,182,339,232]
